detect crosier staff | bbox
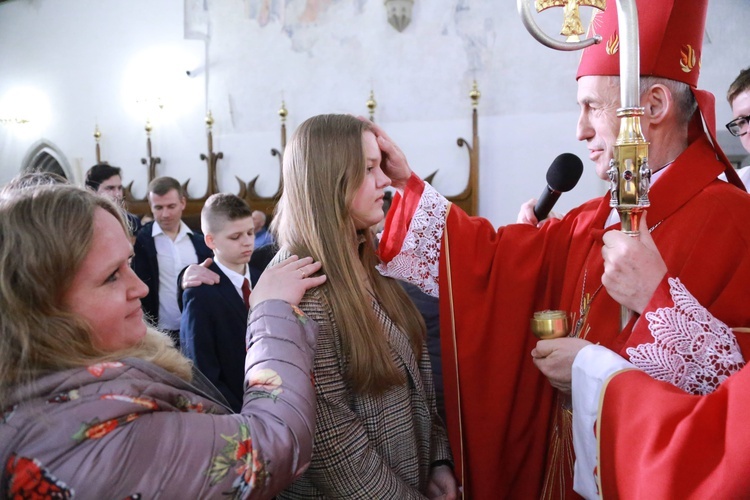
[518,0,650,330]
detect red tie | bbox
[242,278,251,309]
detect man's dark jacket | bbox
[132,221,213,326]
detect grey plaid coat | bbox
[279,280,453,499]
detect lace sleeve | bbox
[626,277,745,395]
[376,183,448,298]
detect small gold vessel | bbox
[530,310,570,339]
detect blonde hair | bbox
[0,184,191,405]
[272,114,425,394]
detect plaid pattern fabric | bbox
[278,282,452,499]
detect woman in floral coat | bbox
[0,184,325,499]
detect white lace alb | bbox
[626,277,745,395]
[377,183,448,298]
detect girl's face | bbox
[61,208,149,351]
[350,130,392,230]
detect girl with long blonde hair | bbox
[272,114,456,499]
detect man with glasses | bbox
[726,67,750,187]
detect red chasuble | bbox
[598,364,750,497]
[379,134,750,499]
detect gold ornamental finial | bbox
[366,90,377,121]
[278,100,288,123]
[205,110,214,129]
[469,81,481,109]
[145,120,153,135]
[94,124,103,164]
[535,0,606,41]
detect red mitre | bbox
[576,0,705,86]
[576,0,744,188]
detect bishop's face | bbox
[576,76,622,180]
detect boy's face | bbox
[205,216,255,269]
[731,89,750,154]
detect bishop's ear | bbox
[642,83,672,125]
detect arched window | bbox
[21,141,73,181]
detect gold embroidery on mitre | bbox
[680,44,697,73]
[606,32,619,55]
[536,0,606,41]
[578,8,604,64]
[586,7,605,37]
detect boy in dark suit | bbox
[180,194,255,411]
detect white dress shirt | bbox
[153,221,199,330]
[214,259,252,300]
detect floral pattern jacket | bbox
[0,300,317,500]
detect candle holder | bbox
[366,90,377,122]
[93,124,103,164]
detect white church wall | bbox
[0,0,747,224]
[0,0,205,198]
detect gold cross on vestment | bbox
[535,0,606,41]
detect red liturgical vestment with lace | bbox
[378,135,750,499]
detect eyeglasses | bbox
[726,114,750,137]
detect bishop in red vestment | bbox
[375,0,750,497]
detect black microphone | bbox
[533,153,584,221]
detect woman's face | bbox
[351,130,391,230]
[62,207,149,351]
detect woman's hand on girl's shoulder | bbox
[250,255,326,308]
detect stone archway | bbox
[21,140,74,181]
[26,150,66,177]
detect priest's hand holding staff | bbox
[601,212,667,315]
